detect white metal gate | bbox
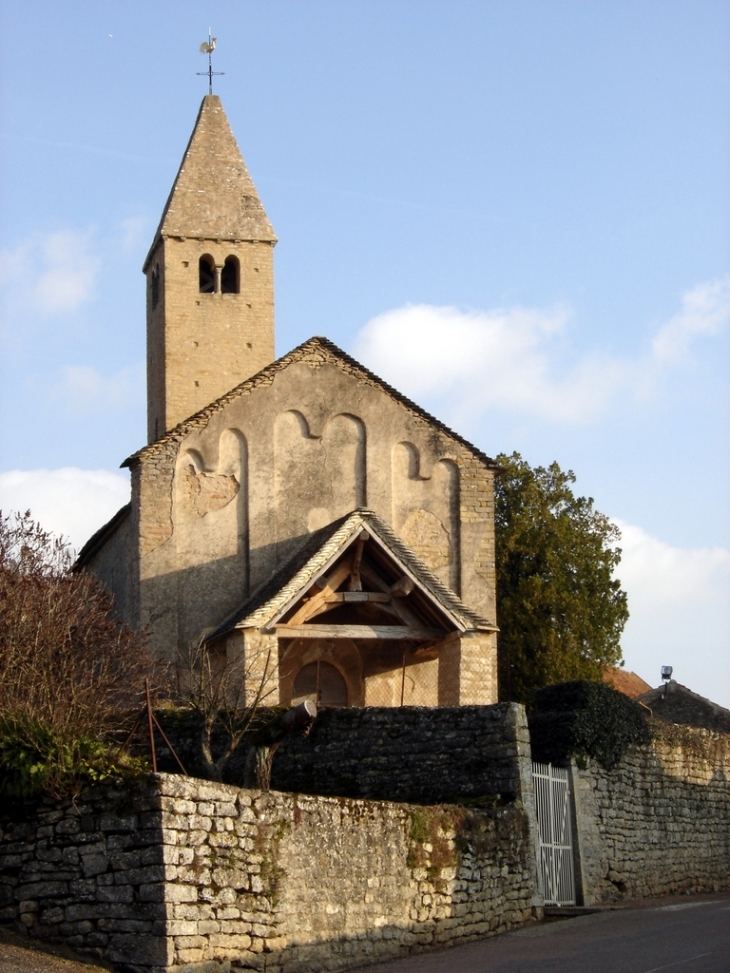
[532,762,576,906]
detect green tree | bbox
[494,453,629,704]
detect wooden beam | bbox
[414,630,462,655]
[286,560,353,626]
[349,532,369,592]
[359,563,425,629]
[324,591,391,604]
[274,624,447,640]
[390,575,415,598]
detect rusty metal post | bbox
[145,679,157,773]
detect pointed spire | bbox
[146,95,276,262]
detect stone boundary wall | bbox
[0,781,168,970]
[1,774,537,973]
[271,703,529,803]
[155,703,531,805]
[572,725,730,904]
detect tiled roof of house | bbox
[603,667,652,699]
[636,681,730,734]
[207,508,495,642]
[123,336,501,472]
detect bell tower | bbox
[143,95,277,443]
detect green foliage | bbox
[0,714,148,800]
[528,681,651,769]
[495,452,629,703]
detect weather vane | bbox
[198,30,224,95]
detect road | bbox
[0,895,727,972]
[362,896,730,973]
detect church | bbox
[77,95,501,709]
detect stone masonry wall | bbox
[0,780,170,971]
[152,703,533,806]
[0,774,537,973]
[572,725,730,904]
[270,703,530,803]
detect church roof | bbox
[123,335,501,471]
[73,503,131,570]
[143,94,276,269]
[207,508,495,642]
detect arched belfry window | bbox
[199,255,215,294]
[150,264,160,309]
[221,255,240,294]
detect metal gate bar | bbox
[532,761,576,906]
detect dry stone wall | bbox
[151,703,533,805]
[0,780,170,970]
[572,725,730,903]
[0,774,537,973]
[270,702,531,803]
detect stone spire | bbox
[144,95,277,443]
[146,95,276,264]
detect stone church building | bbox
[77,95,501,709]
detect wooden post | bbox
[145,679,157,774]
[400,648,407,707]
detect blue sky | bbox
[1,1,728,704]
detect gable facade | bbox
[79,96,501,708]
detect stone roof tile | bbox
[207,508,495,641]
[144,95,275,268]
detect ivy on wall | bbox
[528,681,651,769]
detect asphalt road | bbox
[362,896,730,973]
[1,895,727,972]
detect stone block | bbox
[99,814,138,833]
[55,818,80,836]
[16,881,68,900]
[82,854,108,877]
[97,883,134,903]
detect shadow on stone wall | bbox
[151,702,530,804]
[0,780,171,970]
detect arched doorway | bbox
[292,661,348,707]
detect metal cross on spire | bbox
[198,29,224,95]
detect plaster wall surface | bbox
[132,349,496,662]
[82,510,136,624]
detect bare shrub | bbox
[176,638,279,782]
[0,510,163,796]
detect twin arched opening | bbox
[198,254,240,294]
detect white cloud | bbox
[614,520,730,709]
[353,275,730,425]
[0,228,100,313]
[651,277,730,366]
[55,362,145,413]
[0,468,130,553]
